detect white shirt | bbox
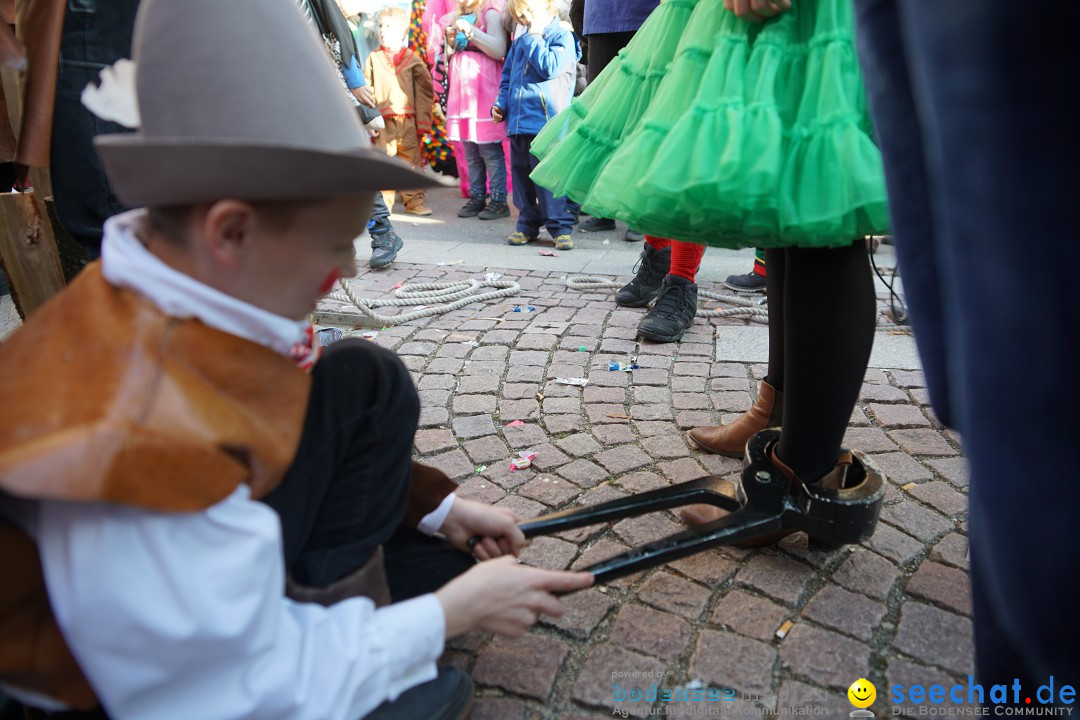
[5,210,455,719]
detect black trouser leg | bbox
[383,526,476,602]
[263,339,419,587]
[776,241,876,482]
[763,247,786,392]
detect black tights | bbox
[763,241,876,482]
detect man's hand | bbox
[436,556,594,637]
[351,85,376,108]
[439,498,524,559]
[491,105,505,122]
[726,0,791,22]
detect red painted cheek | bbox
[318,268,340,294]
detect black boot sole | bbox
[637,324,690,343]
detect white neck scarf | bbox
[100,209,313,361]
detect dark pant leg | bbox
[585,31,635,83]
[369,192,394,236]
[775,242,876,482]
[763,247,786,392]
[262,339,419,587]
[509,135,540,235]
[49,0,142,260]
[888,0,1080,687]
[463,141,488,201]
[528,137,573,237]
[854,0,954,427]
[382,526,475,602]
[477,142,507,203]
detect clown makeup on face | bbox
[143,193,373,321]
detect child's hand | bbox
[725,0,791,22]
[444,25,456,43]
[491,106,505,122]
[454,18,474,34]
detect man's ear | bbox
[201,200,257,268]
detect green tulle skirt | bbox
[529,0,889,249]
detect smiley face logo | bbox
[847,678,876,709]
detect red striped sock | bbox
[670,239,705,282]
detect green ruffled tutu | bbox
[529,0,889,249]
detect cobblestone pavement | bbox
[320,260,971,720]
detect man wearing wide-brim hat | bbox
[0,0,592,718]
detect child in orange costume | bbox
[364,6,435,216]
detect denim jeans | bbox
[509,134,573,237]
[462,140,506,203]
[50,0,141,260]
[855,0,1080,691]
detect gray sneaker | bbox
[369,231,403,268]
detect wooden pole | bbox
[0,62,64,318]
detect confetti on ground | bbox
[506,420,525,427]
[392,282,403,290]
[485,272,503,282]
[360,330,379,340]
[553,377,589,387]
[538,249,558,256]
[602,239,610,245]
[608,361,640,372]
[508,451,536,471]
[462,340,480,347]
[578,346,588,352]
[437,259,465,266]
[512,305,537,313]
[474,465,487,474]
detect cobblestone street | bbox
[320,252,971,720]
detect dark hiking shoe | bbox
[477,200,510,220]
[457,197,486,217]
[369,231,403,268]
[615,243,671,308]
[724,270,766,293]
[637,274,697,342]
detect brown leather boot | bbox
[687,380,783,458]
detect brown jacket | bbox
[0,265,455,709]
[363,47,434,135]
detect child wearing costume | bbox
[365,6,436,216]
[442,0,512,220]
[492,0,580,250]
[531,0,890,508]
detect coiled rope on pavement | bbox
[564,275,770,321]
[327,276,522,326]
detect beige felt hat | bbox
[94,0,437,208]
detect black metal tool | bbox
[516,429,885,586]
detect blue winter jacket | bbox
[494,19,581,137]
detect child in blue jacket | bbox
[491,0,580,250]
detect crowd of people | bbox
[0,0,1075,718]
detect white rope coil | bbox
[564,275,770,321]
[326,277,522,326]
